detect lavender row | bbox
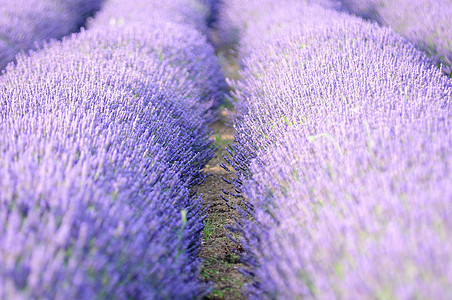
[216,0,339,48]
[89,0,210,34]
[219,0,452,298]
[88,0,225,107]
[0,0,103,70]
[0,1,224,299]
[339,0,452,75]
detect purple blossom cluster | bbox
[220,0,452,298]
[0,0,224,298]
[339,0,452,75]
[0,0,102,70]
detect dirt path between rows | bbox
[196,25,250,298]
[198,110,249,299]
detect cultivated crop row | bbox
[340,0,452,75]
[0,0,224,298]
[0,0,102,70]
[220,0,452,298]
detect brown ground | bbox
[198,110,249,300]
[197,26,249,299]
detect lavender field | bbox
[0,0,451,299]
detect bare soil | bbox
[198,111,249,300]
[197,25,249,299]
